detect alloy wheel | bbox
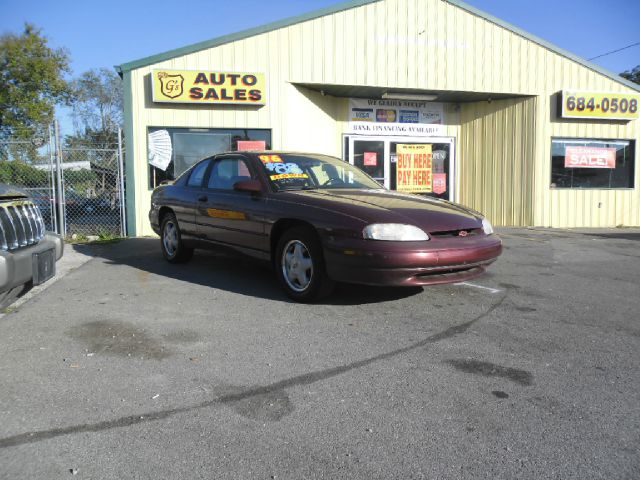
[281,239,314,292]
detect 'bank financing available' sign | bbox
[152,69,267,105]
[348,98,445,137]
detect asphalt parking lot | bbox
[0,228,638,479]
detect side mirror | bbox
[233,179,262,193]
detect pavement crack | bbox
[0,295,506,449]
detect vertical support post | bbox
[47,124,58,233]
[54,120,66,236]
[117,128,127,237]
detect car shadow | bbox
[88,238,422,306]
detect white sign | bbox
[347,122,446,137]
[348,98,445,137]
[349,98,444,123]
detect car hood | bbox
[281,189,483,232]
[0,184,29,200]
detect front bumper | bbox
[0,233,64,292]
[323,234,502,287]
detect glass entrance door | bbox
[347,136,455,200]
[351,138,386,186]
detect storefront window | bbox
[147,127,271,188]
[551,139,635,189]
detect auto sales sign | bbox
[152,69,267,105]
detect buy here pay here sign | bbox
[396,144,433,193]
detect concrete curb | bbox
[0,243,96,316]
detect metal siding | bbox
[459,98,537,226]
[126,0,640,234]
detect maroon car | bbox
[149,152,501,302]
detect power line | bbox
[588,41,640,61]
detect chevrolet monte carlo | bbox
[149,152,502,302]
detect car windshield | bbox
[257,153,383,191]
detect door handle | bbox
[198,195,208,202]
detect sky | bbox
[1,0,639,133]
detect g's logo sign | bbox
[152,69,267,105]
[157,72,184,99]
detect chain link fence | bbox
[59,145,124,237]
[0,124,126,238]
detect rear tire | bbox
[160,212,193,263]
[275,226,334,302]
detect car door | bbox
[195,155,267,254]
[174,158,212,238]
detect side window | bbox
[187,160,211,187]
[208,158,253,190]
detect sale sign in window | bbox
[564,146,616,169]
[396,144,432,193]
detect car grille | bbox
[430,228,482,238]
[0,201,46,251]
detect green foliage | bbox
[0,160,48,186]
[68,68,123,149]
[0,159,98,194]
[63,170,98,194]
[66,231,121,244]
[620,65,640,85]
[0,24,71,134]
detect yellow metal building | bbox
[116,0,640,236]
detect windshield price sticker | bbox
[270,173,309,181]
[561,91,639,120]
[264,162,303,175]
[259,154,283,164]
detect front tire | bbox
[160,212,193,263]
[275,226,334,302]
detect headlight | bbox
[363,224,429,241]
[481,218,494,235]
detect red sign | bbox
[237,140,266,151]
[432,173,447,194]
[564,146,616,169]
[363,152,377,166]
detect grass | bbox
[65,231,123,245]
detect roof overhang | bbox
[294,83,531,103]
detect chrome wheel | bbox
[163,220,179,257]
[281,239,314,292]
[160,212,193,263]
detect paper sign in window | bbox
[363,152,377,166]
[396,144,433,193]
[237,140,266,151]
[564,146,616,169]
[432,173,447,194]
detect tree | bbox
[620,65,640,85]
[0,24,71,134]
[69,68,123,150]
